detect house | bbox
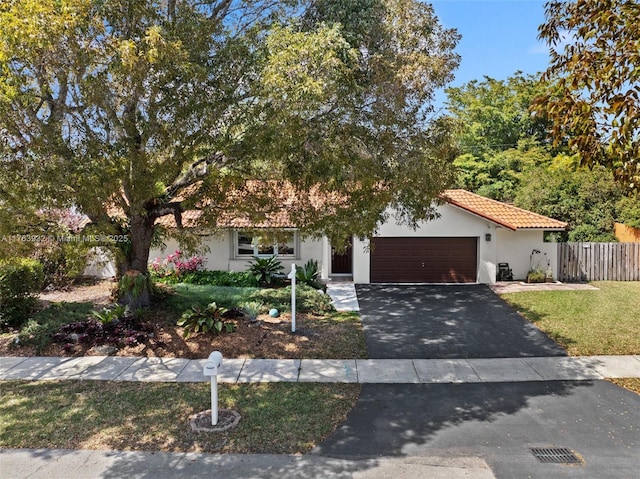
[150,189,567,284]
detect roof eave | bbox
[517,226,567,231]
[442,193,567,232]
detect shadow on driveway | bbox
[313,380,640,478]
[356,284,567,359]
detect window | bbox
[235,231,297,258]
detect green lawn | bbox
[163,283,334,313]
[501,281,640,356]
[163,284,260,311]
[0,381,360,454]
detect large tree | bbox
[0,0,459,306]
[535,0,640,191]
[515,166,626,242]
[444,72,558,201]
[445,72,554,156]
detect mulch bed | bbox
[1,280,362,360]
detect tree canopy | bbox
[535,0,640,191]
[515,166,626,242]
[444,72,557,201]
[446,72,553,156]
[0,0,460,304]
[444,70,639,240]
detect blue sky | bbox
[430,0,551,111]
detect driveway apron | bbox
[355,284,566,359]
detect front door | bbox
[331,245,353,274]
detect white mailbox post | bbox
[203,351,223,425]
[287,263,296,333]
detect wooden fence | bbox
[557,242,640,282]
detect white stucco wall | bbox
[83,247,117,279]
[147,208,559,285]
[353,204,498,284]
[495,229,559,281]
[149,232,326,276]
[351,204,559,284]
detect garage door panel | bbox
[370,237,477,283]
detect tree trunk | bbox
[118,214,155,309]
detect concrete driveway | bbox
[356,284,567,359]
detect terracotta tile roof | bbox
[441,189,567,231]
[156,186,567,232]
[154,208,294,229]
[155,181,336,229]
[155,210,203,229]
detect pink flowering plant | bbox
[150,250,206,283]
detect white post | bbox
[287,263,296,333]
[203,351,223,425]
[211,377,218,425]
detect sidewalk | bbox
[2,354,639,383]
[0,449,496,479]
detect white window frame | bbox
[234,230,298,259]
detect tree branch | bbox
[209,0,233,21]
[165,151,228,197]
[147,202,184,228]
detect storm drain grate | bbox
[531,447,581,464]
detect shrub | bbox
[0,258,44,328]
[31,237,88,287]
[296,259,325,290]
[17,302,94,353]
[247,256,284,286]
[154,269,258,287]
[177,302,236,338]
[150,250,206,280]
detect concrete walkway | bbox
[2,355,639,383]
[490,281,599,294]
[326,282,360,311]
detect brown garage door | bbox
[370,237,478,283]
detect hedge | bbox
[0,258,44,328]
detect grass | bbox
[163,284,260,311]
[295,311,367,359]
[0,380,360,454]
[610,379,640,395]
[15,302,94,352]
[164,283,334,314]
[501,281,640,356]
